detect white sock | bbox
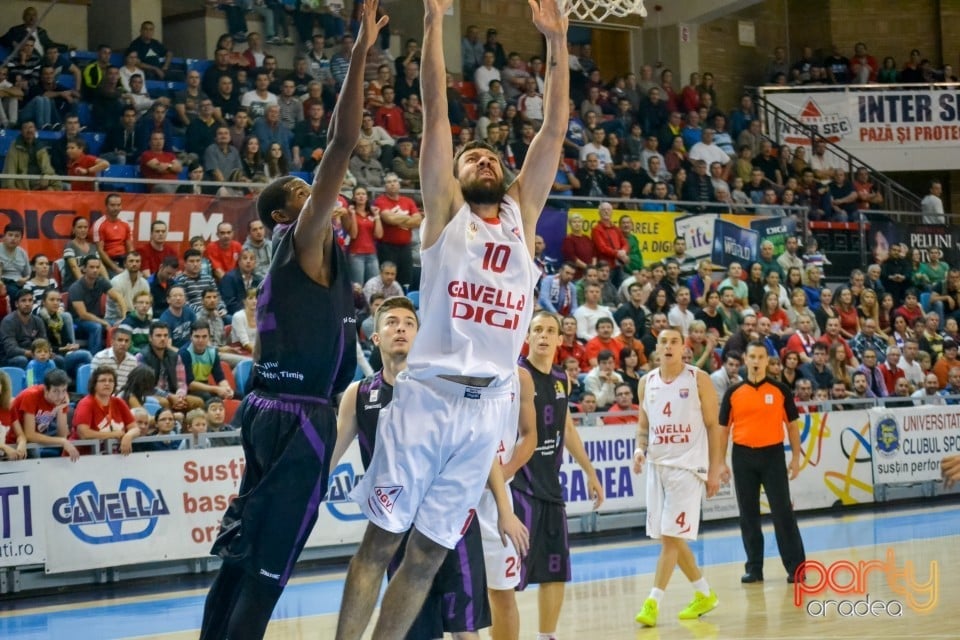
[536,634,557,640]
[649,587,665,603]
[692,577,710,594]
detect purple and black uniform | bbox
[512,357,572,588]
[356,372,491,636]
[209,228,357,587]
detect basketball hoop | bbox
[559,0,647,22]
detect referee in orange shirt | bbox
[717,341,806,584]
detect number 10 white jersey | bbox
[407,195,538,386]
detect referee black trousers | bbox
[731,443,806,578]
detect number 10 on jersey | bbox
[482,243,511,273]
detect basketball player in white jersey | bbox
[334,0,569,637]
[632,327,729,628]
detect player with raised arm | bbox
[495,309,605,640]
[199,3,388,639]
[334,0,569,638]
[633,327,729,628]
[333,295,496,640]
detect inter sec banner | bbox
[0,191,257,261]
[763,87,960,172]
[869,406,960,484]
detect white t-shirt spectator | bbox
[241,90,279,120]
[473,65,501,94]
[921,193,945,225]
[689,141,731,167]
[573,304,618,342]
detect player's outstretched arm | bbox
[418,0,460,251]
[508,0,569,251]
[697,369,728,497]
[331,381,361,468]
[564,412,604,510]
[501,367,537,480]
[296,0,388,277]
[632,377,649,474]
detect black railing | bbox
[754,94,922,213]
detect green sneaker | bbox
[678,589,718,620]
[635,597,659,627]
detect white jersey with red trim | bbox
[642,364,708,477]
[407,195,538,385]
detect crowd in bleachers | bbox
[0,3,956,460]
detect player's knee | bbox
[488,588,518,612]
[355,525,404,566]
[403,529,448,571]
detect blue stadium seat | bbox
[2,367,26,395]
[75,364,92,394]
[0,129,15,157]
[289,171,312,184]
[233,359,253,395]
[109,52,124,67]
[170,135,186,152]
[57,73,76,90]
[143,397,163,418]
[100,164,146,193]
[76,102,93,127]
[80,131,104,156]
[36,130,63,141]
[187,58,213,75]
[406,290,420,309]
[70,50,97,64]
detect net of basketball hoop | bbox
[559,0,647,22]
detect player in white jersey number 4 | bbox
[632,327,730,628]
[333,0,570,638]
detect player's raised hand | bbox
[499,510,530,557]
[529,0,568,39]
[424,0,454,18]
[943,454,960,489]
[632,447,646,474]
[355,0,389,52]
[587,473,605,510]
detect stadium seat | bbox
[143,397,162,418]
[57,73,76,90]
[290,171,312,184]
[75,364,92,394]
[215,361,238,391]
[2,367,26,395]
[52,259,64,288]
[70,50,97,64]
[233,359,253,395]
[455,80,477,101]
[187,58,213,75]
[76,102,93,128]
[37,130,63,142]
[170,135,186,152]
[406,290,420,309]
[109,52,124,67]
[464,103,479,121]
[0,129,16,157]
[101,164,146,193]
[80,131,104,155]
[223,398,241,424]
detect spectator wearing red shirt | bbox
[879,345,906,394]
[373,172,422,289]
[849,42,879,83]
[92,193,134,275]
[137,219,178,276]
[13,369,79,460]
[591,201,628,274]
[601,383,639,425]
[0,369,25,460]
[560,213,596,279]
[894,289,924,329]
[817,316,858,367]
[70,366,140,455]
[558,315,589,372]
[65,139,108,192]
[374,86,407,139]
[205,222,244,281]
[584,317,621,368]
[139,131,182,193]
[343,186,383,286]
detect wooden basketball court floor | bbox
[2,502,957,639]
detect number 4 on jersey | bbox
[662,401,672,417]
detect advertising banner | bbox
[869,406,960,484]
[866,219,960,266]
[561,425,643,516]
[0,459,45,568]
[0,191,257,261]
[763,88,960,172]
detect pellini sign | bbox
[52,479,170,544]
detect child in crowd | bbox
[190,236,214,279]
[26,339,57,387]
[120,292,153,351]
[564,355,584,403]
[801,237,830,267]
[135,407,185,452]
[205,397,239,447]
[184,408,208,447]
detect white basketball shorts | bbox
[645,463,704,541]
[350,372,515,549]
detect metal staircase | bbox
[755,95,922,212]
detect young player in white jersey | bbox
[334,0,569,637]
[632,327,730,628]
